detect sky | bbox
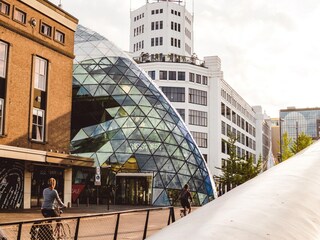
[50,0,320,117]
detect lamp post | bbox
[279,118,284,162]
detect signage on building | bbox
[71,184,85,202]
[95,166,101,186]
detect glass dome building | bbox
[71,25,216,206]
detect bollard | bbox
[77,198,80,207]
[68,202,71,208]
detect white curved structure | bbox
[148,140,320,240]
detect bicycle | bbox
[52,207,71,240]
[30,207,71,240]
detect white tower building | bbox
[130,0,271,191]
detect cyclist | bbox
[41,178,66,218]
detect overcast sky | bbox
[50,0,320,117]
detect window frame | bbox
[54,29,65,44]
[0,1,10,16]
[34,56,48,91]
[40,22,52,38]
[0,98,4,135]
[168,71,176,80]
[148,71,156,80]
[178,71,185,81]
[13,7,26,24]
[159,70,167,80]
[31,108,45,142]
[0,41,8,79]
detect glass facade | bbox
[280,108,320,141]
[71,25,216,206]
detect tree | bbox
[281,132,313,161]
[281,132,293,161]
[290,132,313,154]
[215,134,262,195]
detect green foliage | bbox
[290,132,313,154]
[215,134,262,193]
[281,132,313,161]
[281,132,293,161]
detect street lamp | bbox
[279,118,284,162]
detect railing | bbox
[133,53,206,68]
[0,206,175,240]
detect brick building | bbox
[0,0,93,209]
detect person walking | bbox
[41,178,66,218]
[179,184,192,217]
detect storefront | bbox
[0,145,94,209]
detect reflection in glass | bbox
[71,25,216,206]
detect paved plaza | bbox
[0,204,194,239]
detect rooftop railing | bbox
[133,53,206,68]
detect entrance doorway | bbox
[31,166,64,207]
[116,174,153,205]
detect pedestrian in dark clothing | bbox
[179,184,192,216]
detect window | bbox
[161,87,185,102]
[168,71,176,80]
[32,108,45,141]
[202,76,208,85]
[221,102,225,116]
[0,98,3,135]
[54,30,65,43]
[40,23,52,37]
[196,74,201,83]
[0,42,8,135]
[226,107,231,120]
[13,8,26,24]
[191,131,207,148]
[159,70,167,80]
[151,38,154,47]
[148,71,155,80]
[189,73,195,82]
[189,110,207,126]
[0,1,10,16]
[176,109,185,121]
[34,57,48,91]
[189,88,207,106]
[0,41,8,78]
[221,121,226,135]
[178,72,185,81]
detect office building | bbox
[130,0,272,180]
[280,107,320,142]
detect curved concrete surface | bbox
[147,140,320,240]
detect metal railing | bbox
[0,206,175,240]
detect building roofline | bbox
[280,107,320,112]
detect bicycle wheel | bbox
[53,222,71,240]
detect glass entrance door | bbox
[116,176,152,205]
